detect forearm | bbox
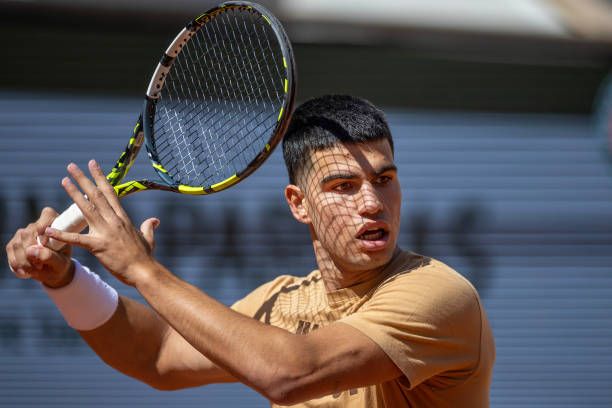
[79,295,171,388]
[42,260,166,385]
[135,261,305,400]
[40,163,299,396]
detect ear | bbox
[285,184,311,224]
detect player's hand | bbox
[5,207,74,288]
[44,160,160,287]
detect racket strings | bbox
[153,8,285,187]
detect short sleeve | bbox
[231,281,276,317]
[230,274,298,319]
[339,265,483,388]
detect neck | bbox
[311,238,399,292]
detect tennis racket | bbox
[45,1,296,251]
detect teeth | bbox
[360,229,384,240]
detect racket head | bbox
[142,1,296,195]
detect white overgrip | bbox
[44,203,88,251]
[8,203,86,273]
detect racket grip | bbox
[44,203,88,251]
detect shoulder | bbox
[339,252,489,386]
[231,270,322,316]
[370,252,482,328]
[380,252,478,301]
[256,269,323,297]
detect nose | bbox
[357,182,383,216]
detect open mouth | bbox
[358,228,387,241]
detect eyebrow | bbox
[320,172,358,185]
[320,164,397,185]
[376,164,398,175]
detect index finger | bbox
[66,163,116,220]
[88,159,129,220]
[34,207,59,235]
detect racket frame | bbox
[44,1,296,250]
[139,1,296,196]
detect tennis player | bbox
[6,95,495,407]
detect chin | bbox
[350,248,396,271]
[366,249,395,263]
[326,237,398,272]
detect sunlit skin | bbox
[285,139,402,291]
[6,142,406,404]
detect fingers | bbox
[61,175,98,224]
[62,163,115,225]
[87,160,129,220]
[6,206,65,280]
[37,207,59,231]
[26,245,67,272]
[24,245,74,287]
[35,207,59,246]
[7,228,36,276]
[25,245,46,271]
[6,235,32,278]
[45,227,93,249]
[139,218,160,250]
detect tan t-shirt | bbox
[231,251,495,407]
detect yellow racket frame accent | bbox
[211,174,240,191]
[178,185,206,194]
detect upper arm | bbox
[153,278,289,391]
[82,295,236,391]
[270,322,402,404]
[152,279,285,390]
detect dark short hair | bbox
[282,95,394,185]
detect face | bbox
[286,139,401,274]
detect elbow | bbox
[147,380,181,392]
[265,384,312,407]
[259,362,318,406]
[263,385,297,406]
[252,335,321,405]
[263,384,291,406]
[130,371,186,392]
[97,359,179,392]
[139,375,179,391]
[265,390,300,407]
[145,373,199,391]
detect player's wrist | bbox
[43,259,119,331]
[128,258,166,289]
[42,259,76,289]
[131,259,175,295]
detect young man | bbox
[6,95,495,407]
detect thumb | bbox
[140,218,160,249]
[25,244,70,273]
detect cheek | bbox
[312,196,357,236]
[386,184,402,213]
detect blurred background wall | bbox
[1,0,612,406]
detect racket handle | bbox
[43,203,88,251]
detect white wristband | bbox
[43,259,119,331]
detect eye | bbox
[333,181,354,192]
[375,175,392,185]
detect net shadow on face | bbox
[292,140,402,274]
